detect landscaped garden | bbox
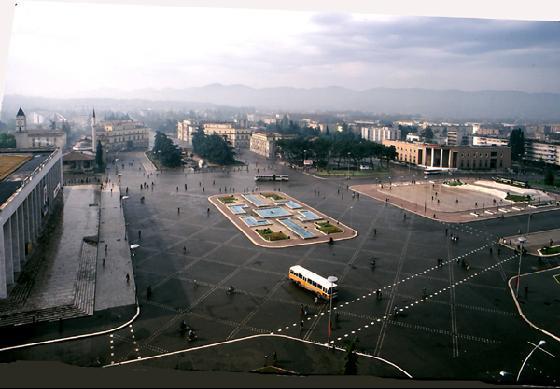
[539,245,560,256]
[218,195,238,204]
[262,192,284,201]
[443,179,464,187]
[506,193,531,202]
[315,221,343,234]
[256,228,289,241]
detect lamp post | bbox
[516,340,546,383]
[327,276,338,344]
[516,236,526,298]
[303,149,307,170]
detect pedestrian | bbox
[105,244,108,254]
[183,246,187,254]
[177,207,180,214]
[103,257,106,267]
[138,230,142,240]
[524,286,529,298]
[445,228,448,236]
[126,273,130,284]
[373,229,377,236]
[300,320,304,329]
[300,304,305,316]
[176,186,178,192]
[422,288,428,299]
[314,296,318,305]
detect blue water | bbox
[241,216,272,227]
[279,218,316,239]
[228,205,247,215]
[285,201,302,209]
[298,210,321,221]
[242,194,269,207]
[254,207,292,218]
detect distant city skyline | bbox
[4,2,560,98]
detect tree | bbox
[509,128,525,162]
[152,131,182,167]
[192,130,235,165]
[95,140,105,171]
[0,133,16,148]
[544,169,555,186]
[422,127,434,142]
[343,337,359,375]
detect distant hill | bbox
[3,84,560,121]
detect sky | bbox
[4,1,560,98]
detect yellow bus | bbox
[288,265,338,300]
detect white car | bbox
[359,164,371,170]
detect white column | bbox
[4,218,13,285]
[11,213,20,274]
[430,148,435,167]
[17,207,25,265]
[0,223,6,299]
[440,149,443,167]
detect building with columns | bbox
[0,148,63,298]
[249,132,296,159]
[383,140,511,170]
[202,122,251,150]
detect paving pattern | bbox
[2,151,559,384]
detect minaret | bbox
[16,107,26,132]
[91,108,96,152]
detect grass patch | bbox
[262,192,284,201]
[506,193,531,202]
[218,195,238,204]
[539,245,560,255]
[256,228,289,241]
[315,221,343,234]
[443,180,464,187]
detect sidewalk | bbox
[93,185,136,311]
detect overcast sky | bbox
[4,1,560,97]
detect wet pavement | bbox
[1,150,559,384]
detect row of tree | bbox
[192,130,236,165]
[275,132,398,169]
[152,131,183,167]
[0,133,16,148]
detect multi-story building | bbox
[249,132,296,159]
[0,148,63,298]
[14,108,67,150]
[92,112,150,153]
[177,119,196,144]
[360,126,400,144]
[447,129,472,146]
[524,140,560,166]
[383,140,511,170]
[202,122,251,150]
[472,136,509,147]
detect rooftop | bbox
[0,150,55,208]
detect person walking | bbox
[126,273,130,284]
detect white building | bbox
[14,108,67,150]
[525,140,560,166]
[177,119,196,144]
[361,126,401,144]
[203,122,251,150]
[472,136,509,147]
[0,149,63,298]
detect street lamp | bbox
[516,340,546,383]
[516,236,526,298]
[327,276,338,344]
[347,152,351,179]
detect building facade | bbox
[383,140,511,170]
[249,132,295,159]
[14,108,67,150]
[202,122,251,149]
[93,119,150,152]
[0,148,63,298]
[63,150,95,174]
[360,126,400,144]
[177,119,196,144]
[472,136,509,147]
[525,140,560,166]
